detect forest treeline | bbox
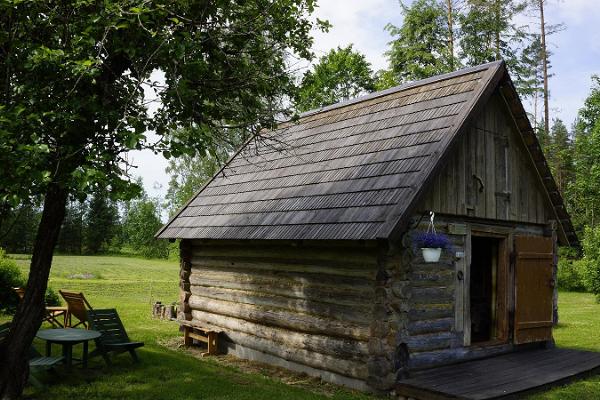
[0,184,171,258]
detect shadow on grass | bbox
[26,345,370,400]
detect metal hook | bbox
[428,211,436,234]
[473,174,484,193]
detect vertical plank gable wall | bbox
[421,90,552,223]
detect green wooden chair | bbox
[0,323,64,388]
[87,309,144,365]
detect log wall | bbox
[180,239,394,391]
[394,215,549,371]
[392,217,461,371]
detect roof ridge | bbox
[299,61,504,119]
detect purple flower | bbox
[413,231,451,249]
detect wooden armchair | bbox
[0,323,64,388]
[59,290,94,328]
[87,309,144,365]
[12,287,67,328]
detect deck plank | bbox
[397,348,600,399]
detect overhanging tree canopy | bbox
[295,45,376,112]
[0,1,324,397]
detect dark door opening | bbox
[470,236,500,344]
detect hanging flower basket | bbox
[413,212,451,263]
[422,247,443,263]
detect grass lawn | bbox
[528,291,600,400]
[6,255,372,400]
[3,255,600,399]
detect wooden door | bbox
[514,235,554,344]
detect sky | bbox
[133,0,600,199]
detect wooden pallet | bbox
[181,322,220,357]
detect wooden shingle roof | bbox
[157,61,577,246]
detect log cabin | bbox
[156,60,578,393]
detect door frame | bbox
[463,227,510,347]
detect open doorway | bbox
[470,236,500,344]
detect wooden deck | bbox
[396,348,600,399]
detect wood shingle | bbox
[157,61,577,246]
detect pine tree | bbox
[0,205,41,254]
[547,119,573,196]
[527,0,564,141]
[385,0,456,83]
[575,75,600,135]
[516,34,544,125]
[459,0,528,68]
[536,119,551,152]
[570,121,600,230]
[568,77,600,231]
[538,0,550,136]
[443,0,462,70]
[83,190,119,254]
[56,201,86,254]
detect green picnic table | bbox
[36,328,101,370]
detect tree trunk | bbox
[533,87,539,132]
[494,0,501,60]
[0,182,68,399]
[446,0,454,69]
[540,0,550,136]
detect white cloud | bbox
[310,0,402,71]
[548,0,600,25]
[129,147,170,198]
[130,69,169,199]
[539,0,600,126]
